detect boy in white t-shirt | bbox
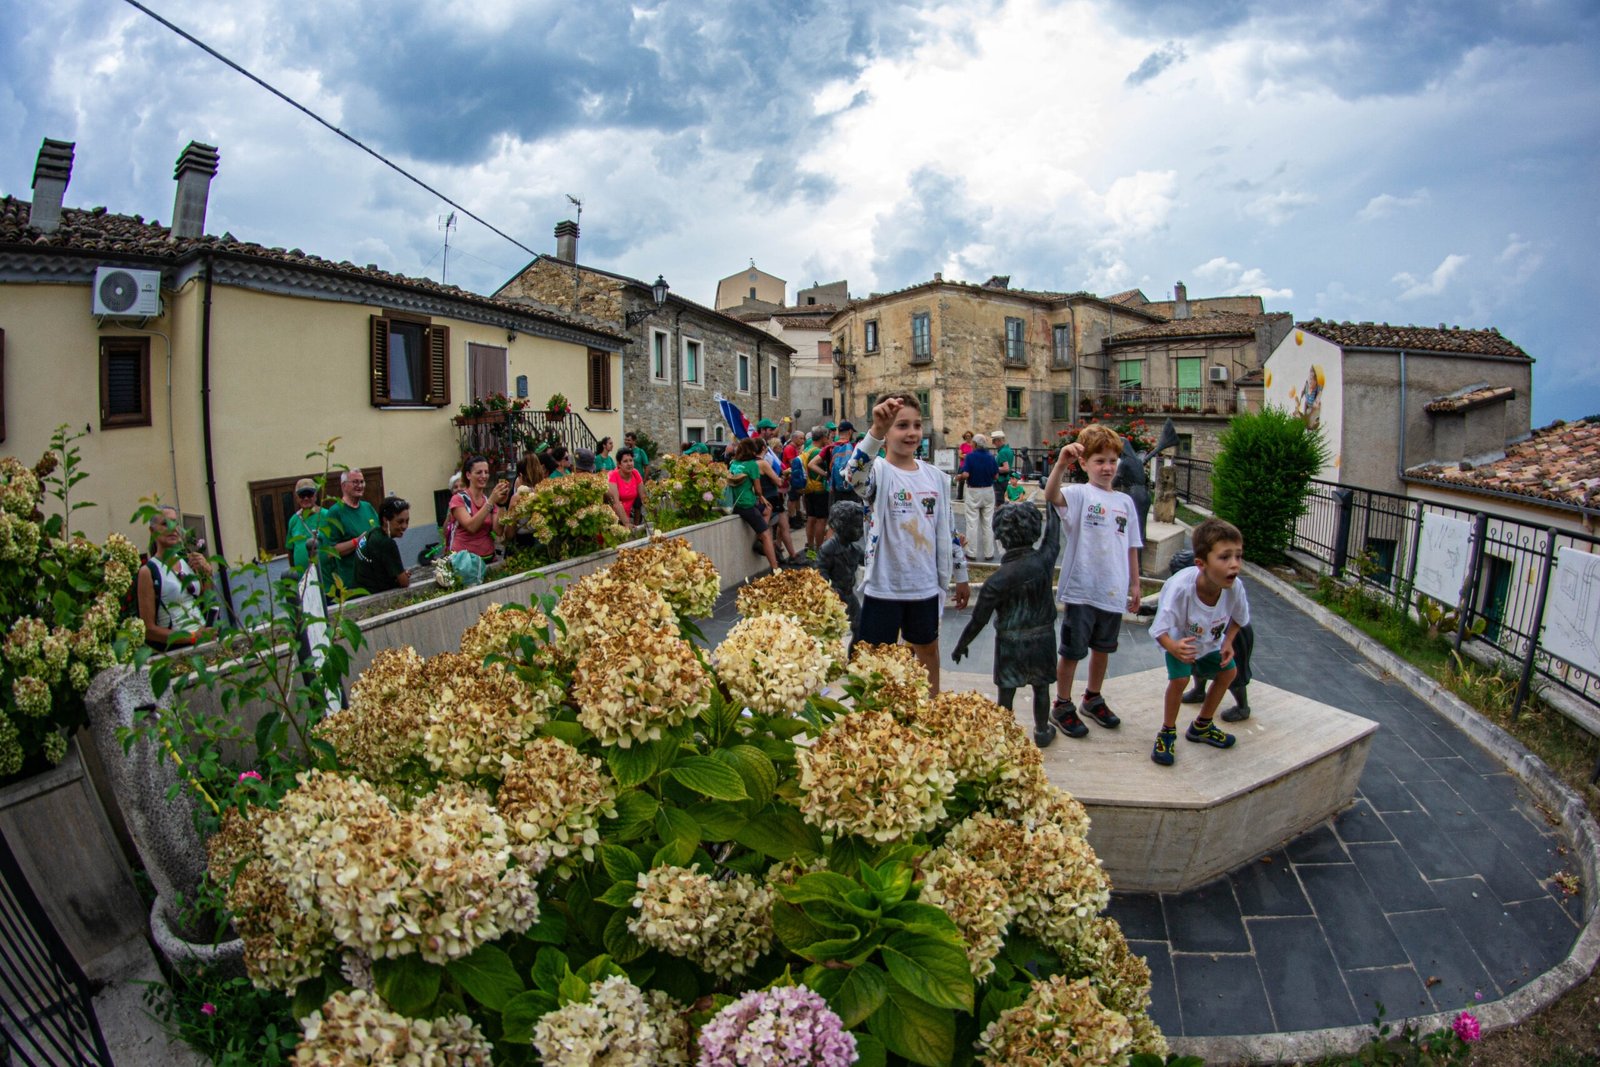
[1149,517,1251,766]
[1043,425,1144,739]
[845,392,970,694]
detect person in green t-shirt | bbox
[286,477,329,583]
[594,436,618,473]
[726,436,780,572]
[624,431,649,472]
[323,469,379,593]
[992,429,1016,507]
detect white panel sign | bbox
[934,448,957,473]
[1541,547,1600,676]
[1414,512,1473,604]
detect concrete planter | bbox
[0,737,149,981]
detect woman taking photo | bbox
[607,447,646,527]
[449,455,509,561]
[138,504,213,649]
[355,496,412,593]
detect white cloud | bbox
[1103,170,1177,235]
[1192,256,1292,301]
[1392,253,1468,299]
[1358,188,1430,221]
[1243,189,1315,226]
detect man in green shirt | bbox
[992,429,1015,507]
[323,469,378,593]
[286,477,331,584]
[624,431,650,471]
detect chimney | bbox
[554,219,579,262]
[171,141,220,239]
[1174,280,1189,320]
[29,139,75,234]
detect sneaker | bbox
[1033,722,1057,749]
[1050,699,1089,739]
[1151,727,1177,766]
[1081,694,1121,729]
[1186,719,1237,749]
[1180,680,1206,705]
[1221,702,1252,723]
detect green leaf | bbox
[539,720,586,746]
[531,947,569,994]
[831,960,889,1028]
[667,756,748,801]
[602,909,649,964]
[652,838,696,868]
[701,684,740,744]
[801,964,846,1000]
[885,901,962,938]
[558,971,589,1005]
[868,978,956,1067]
[575,955,626,983]
[732,804,823,861]
[446,944,526,1012]
[372,954,442,1017]
[780,871,865,909]
[524,908,568,945]
[499,989,559,1044]
[880,931,974,1013]
[605,791,659,840]
[655,806,700,853]
[686,801,746,842]
[289,972,328,1021]
[596,881,639,908]
[599,844,644,886]
[852,1032,889,1067]
[607,740,659,788]
[647,956,702,1005]
[772,902,831,955]
[712,745,778,805]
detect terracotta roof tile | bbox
[833,276,1164,321]
[1105,310,1266,343]
[1407,418,1600,511]
[1105,288,1149,305]
[1299,318,1529,359]
[1423,385,1515,414]
[0,195,623,339]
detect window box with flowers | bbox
[545,393,572,421]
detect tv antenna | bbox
[565,193,583,228]
[437,211,457,284]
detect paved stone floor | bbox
[704,568,1582,1037]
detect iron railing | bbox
[1076,386,1240,417]
[0,829,115,1066]
[452,409,602,480]
[1168,456,1600,726]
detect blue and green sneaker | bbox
[1186,718,1236,749]
[1151,726,1177,766]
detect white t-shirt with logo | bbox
[1053,483,1144,613]
[862,461,945,600]
[1151,566,1251,658]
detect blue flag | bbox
[715,393,751,439]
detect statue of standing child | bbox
[951,502,1063,747]
[816,500,865,647]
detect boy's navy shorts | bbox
[1058,602,1121,661]
[859,594,941,647]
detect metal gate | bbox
[0,828,114,1066]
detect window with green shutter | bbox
[1176,357,1202,410]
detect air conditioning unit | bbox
[1208,365,1229,383]
[92,266,162,317]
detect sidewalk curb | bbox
[1169,562,1600,1065]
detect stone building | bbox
[731,280,849,431]
[714,261,786,312]
[497,225,794,451]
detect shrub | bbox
[646,453,728,531]
[500,472,630,564]
[1212,405,1329,562]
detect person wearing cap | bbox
[801,424,831,553]
[820,420,860,507]
[573,448,598,474]
[956,433,999,560]
[286,476,327,581]
[992,429,1015,506]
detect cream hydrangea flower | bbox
[419,652,558,778]
[610,536,720,619]
[295,989,492,1066]
[628,865,775,975]
[713,614,831,717]
[556,570,678,650]
[571,624,708,747]
[496,737,618,874]
[911,691,1040,799]
[458,601,561,670]
[919,849,1016,980]
[977,975,1134,1067]
[0,457,40,516]
[315,647,431,783]
[795,710,956,842]
[736,569,850,651]
[532,975,689,1067]
[0,712,20,778]
[845,642,931,716]
[1058,917,1166,1057]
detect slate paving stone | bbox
[1429,878,1574,994]
[1107,892,1166,942]
[1382,720,1459,759]
[1434,733,1514,775]
[1333,798,1395,844]
[1445,771,1524,814]
[1345,965,1434,1022]
[1386,909,1496,1011]
[1471,833,1559,904]
[1357,765,1417,813]
[1298,864,1410,970]
[1130,940,1181,1037]
[1286,823,1348,865]
[1248,916,1361,1031]
[1230,849,1312,917]
[1172,953,1275,1037]
[1382,809,1478,880]
[1163,878,1249,954]
[1404,778,1479,834]
[1345,841,1440,913]
[1372,746,1443,784]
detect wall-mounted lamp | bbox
[624,275,670,329]
[506,328,517,343]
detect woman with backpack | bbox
[449,455,509,561]
[138,504,213,650]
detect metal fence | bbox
[1169,457,1600,724]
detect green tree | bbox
[1213,406,1330,563]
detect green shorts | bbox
[1165,650,1235,681]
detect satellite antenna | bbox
[565,193,583,229]
[438,211,457,284]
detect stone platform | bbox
[943,666,1378,893]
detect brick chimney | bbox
[29,139,75,234]
[171,141,220,239]
[1174,280,1189,320]
[554,219,579,262]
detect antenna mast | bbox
[564,194,583,309]
[438,211,457,284]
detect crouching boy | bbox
[1149,518,1250,766]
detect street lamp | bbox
[625,275,670,329]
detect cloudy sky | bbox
[3,0,1597,423]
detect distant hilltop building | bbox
[714,262,786,312]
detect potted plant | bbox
[545,392,572,421]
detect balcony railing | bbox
[1077,385,1239,417]
[452,408,601,479]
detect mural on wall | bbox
[1264,328,1343,477]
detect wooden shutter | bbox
[425,324,450,406]
[587,349,611,410]
[370,315,391,406]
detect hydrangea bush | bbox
[499,472,631,565]
[205,537,1169,1065]
[645,453,728,532]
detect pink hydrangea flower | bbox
[238,771,262,782]
[1452,1010,1480,1043]
[200,1002,216,1016]
[698,986,855,1066]
[703,492,715,502]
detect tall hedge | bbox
[1212,406,1330,562]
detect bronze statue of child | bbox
[951,501,1063,747]
[816,500,865,636]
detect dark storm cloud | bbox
[868,167,991,287]
[1125,42,1184,85]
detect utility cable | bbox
[119,0,541,259]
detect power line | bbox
[119,0,541,259]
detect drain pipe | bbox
[199,253,237,625]
[1395,349,1409,484]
